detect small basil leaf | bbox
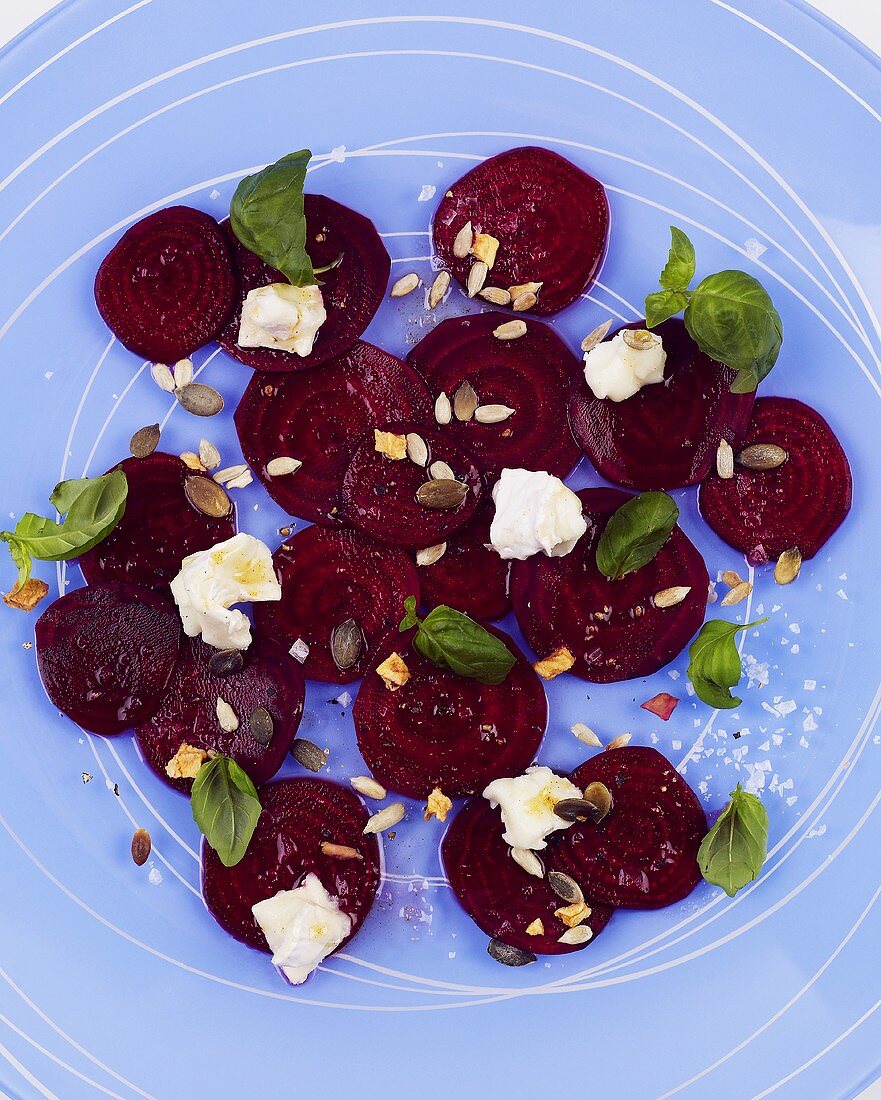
[698,784,768,897]
[595,491,679,580]
[406,603,516,685]
[645,289,690,329]
[230,150,315,288]
[191,755,262,868]
[399,594,420,632]
[687,617,768,709]
[6,539,31,588]
[658,226,696,291]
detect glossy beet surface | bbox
[407,311,582,480]
[78,453,235,591]
[202,778,380,952]
[443,797,614,954]
[433,147,609,315]
[549,747,707,909]
[218,195,390,371]
[418,503,510,622]
[699,396,852,564]
[136,634,304,792]
[510,487,708,683]
[35,582,180,736]
[94,206,236,363]
[234,342,432,525]
[341,421,483,550]
[569,319,755,490]
[253,526,419,683]
[353,626,546,799]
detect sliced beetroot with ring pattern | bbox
[549,747,707,909]
[35,582,180,736]
[442,797,614,954]
[234,342,433,525]
[94,206,236,363]
[218,195,391,372]
[406,312,582,481]
[510,487,708,683]
[341,421,483,550]
[699,396,852,564]
[433,146,609,315]
[136,634,304,792]
[418,503,510,622]
[353,625,547,799]
[569,319,755,490]
[254,526,419,683]
[202,777,380,953]
[78,452,236,592]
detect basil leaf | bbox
[659,226,695,291]
[685,270,782,393]
[645,289,690,329]
[398,600,516,685]
[698,784,768,897]
[595,491,679,580]
[687,617,768,709]
[399,595,420,632]
[7,540,31,589]
[230,150,315,288]
[191,755,262,868]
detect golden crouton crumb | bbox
[533,646,575,680]
[554,901,592,928]
[424,787,452,823]
[471,232,500,269]
[373,430,407,460]
[166,742,209,780]
[4,578,49,611]
[376,652,410,691]
[525,918,545,937]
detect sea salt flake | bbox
[672,739,682,750]
[290,638,310,662]
[791,644,800,655]
[759,740,771,751]
[772,734,783,746]
[799,736,809,748]
[804,679,816,691]
[789,623,801,634]
[417,184,437,202]
[334,691,353,708]
[803,713,818,732]
[745,237,768,258]
[786,795,797,806]
[837,588,848,600]
[209,188,221,200]
[776,700,797,716]
[668,669,680,680]
[148,867,162,885]
[330,145,346,162]
[44,370,54,380]
[650,731,659,744]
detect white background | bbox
[1,0,880,1097]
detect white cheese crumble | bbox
[583,329,667,402]
[483,766,582,851]
[238,283,326,357]
[252,874,351,985]
[489,469,586,560]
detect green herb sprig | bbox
[698,784,769,896]
[191,755,262,868]
[595,491,679,580]
[687,617,768,709]
[399,597,516,685]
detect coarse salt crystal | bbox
[290,639,310,662]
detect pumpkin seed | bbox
[653,586,691,608]
[406,433,429,467]
[453,380,478,421]
[511,291,537,312]
[493,319,527,340]
[487,938,535,967]
[249,706,274,747]
[428,270,451,309]
[131,827,152,867]
[721,570,744,588]
[553,797,605,823]
[452,220,473,258]
[416,479,469,509]
[350,775,387,800]
[558,925,593,946]
[130,423,160,458]
[184,475,231,518]
[466,260,488,298]
[208,649,244,677]
[331,618,363,671]
[581,319,613,353]
[606,732,632,751]
[180,451,204,470]
[416,542,447,566]
[173,358,194,388]
[291,737,327,772]
[508,281,543,299]
[582,781,613,822]
[737,443,788,471]
[429,460,456,481]
[474,404,515,424]
[363,802,405,834]
[391,272,419,298]
[176,382,224,417]
[215,697,239,732]
[716,439,734,479]
[434,391,452,425]
[320,841,363,860]
[214,464,249,485]
[479,286,511,306]
[198,439,221,471]
[721,580,752,606]
[622,328,661,351]
[511,847,544,879]
[150,362,176,393]
[571,722,602,748]
[266,456,302,477]
[775,546,802,585]
[547,871,584,906]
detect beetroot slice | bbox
[253,526,419,684]
[202,778,380,953]
[406,312,582,480]
[218,195,390,372]
[569,319,755,490]
[699,396,852,564]
[136,634,304,792]
[353,625,546,799]
[341,421,483,550]
[78,453,235,592]
[510,487,708,683]
[35,582,180,736]
[234,342,432,525]
[433,147,609,315]
[419,503,510,622]
[94,206,235,363]
[442,797,614,954]
[549,747,707,909]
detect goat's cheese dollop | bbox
[489,468,586,560]
[483,766,583,850]
[583,329,666,402]
[238,283,327,357]
[252,874,352,985]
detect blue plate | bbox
[1,1,880,1096]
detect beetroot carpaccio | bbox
[418,503,511,622]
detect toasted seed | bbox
[406,432,429,467]
[487,938,535,967]
[391,272,419,297]
[434,391,452,425]
[511,291,537,312]
[198,439,221,470]
[131,828,151,867]
[525,918,544,936]
[721,580,752,606]
[417,479,468,510]
[176,382,224,417]
[291,737,327,772]
[130,423,160,458]
[547,871,584,906]
[606,732,632,751]
[215,697,239,732]
[571,723,602,748]
[331,618,363,671]
[179,451,204,470]
[737,443,788,471]
[472,233,499,268]
[622,328,661,351]
[208,649,244,677]
[428,270,451,309]
[214,464,249,485]
[479,286,511,306]
[184,475,231,518]
[466,261,488,298]
[653,585,691,608]
[775,546,802,585]
[511,847,544,879]
[558,925,593,946]
[555,901,590,927]
[225,469,253,490]
[363,802,405,834]
[416,542,447,566]
[350,775,387,800]
[474,404,515,424]
[173,358,194,388]
[553,797,605,823]
[493,319,527,340]
[249,706,274,747]
[266,456,302,478]
[581,319,613,353]
[453,380,479,421]
[721,570,744,588]
[320,841,363,860]
[582,781,613,822]
[452,221,474,258]
[508,281,543,299]
[716,439,734,479]
[429,460,456,481]
[150,362,176,393]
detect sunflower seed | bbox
[453,380,478,421]
[452,221,473,258]
[179,451,204,470]
[350,775,387,800]
[428,270,451,309]
[184,476,232,518]
[493,319,527,340]
[291,738,327,772]
[429,460,456,481]
[150,362,176,393]
[208,649,244,677]
[173,358,194,388]
[721,580,752,606]
[266,456,302,477]
[466,261,488,298]
[214,464,248,485]
[606,732,632,751]
[390,272,419,298]
[553,797,605,823]
[511,847,544,879]
[130,423,160,458]
[406,433,429,467]
[198,439,221,470]
[479,286,511,305]
[571,722,602,748]
[363,802,405,834]
[435,391,452,425]
[225,469,253,491]
[721,570,744,588]
[558,925,593,946]
[215,697,239,732]
[581,319,613,353]
[320,841,363,860]
[416,479,469,509]
[508,281,543,299]
[653,586,691,608]
[737,443,788,471]
[487,938,535,967]
[416,542,447,566]
[622,328,661,351]
[775,546,802,585]
[474,404,515,424]
[131,828,151,867]
[582,781,613,822]
[512,291,537,312]
[548,871,584,906]
[249,706,274,747]
[176,382,224,417]
[716,439,734,479]
[331,618,363,671]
